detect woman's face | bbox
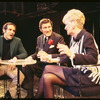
[64,20,75,36]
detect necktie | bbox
[45,37,47,44]
[43,37,48,48]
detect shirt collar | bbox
[73,29,85,42]
[44,36,49,40]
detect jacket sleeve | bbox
[15,39,28,59]
[74,34,98,65]
[30,47,38,59]
[31,38,38,59]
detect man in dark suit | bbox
[0,22,28,98]
[22,18,65,98]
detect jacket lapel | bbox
[39,35,44,50]
[10,38,16,57]
[43,33,54,52]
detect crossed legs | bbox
[35,65,67,98]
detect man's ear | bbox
[40,29,42,33]
[2,29,5,34]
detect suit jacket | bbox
[21,32,65,89]
[31,32,65,60]
[0,35,28,59]
[59,29,98,66]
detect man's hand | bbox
[0,58,2,65]
[37,51,48,58]
[0,58,2,62]
[40,54,51,62]
[8,57,18,70]
[8,57,17,63]
[8,65,16,70]
[25,56,33,62]
[37,51,52,62]
[22,56,33,67]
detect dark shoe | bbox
[25,95,34,98]
[4,90,12,98]
[25,89,34,98]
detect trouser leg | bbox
[6,67,25,98]
[22,64,43,98]
[21,65,34,90]
[21,65,34,97]
[0,65,6,76]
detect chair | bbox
[0,75,11,97]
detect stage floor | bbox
[0,79,27,98]
[0,75,75,99]
[1,75,99,99]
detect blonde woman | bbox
[35,9,99,98]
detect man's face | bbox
[3,25,16,40]
[40,22,52,37]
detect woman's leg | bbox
[43,73,67,98]
[35,74,44,98]
[35,65,67,98]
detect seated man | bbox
[35,9,100,98]
[22,18,66,98]
[0,22,28,98]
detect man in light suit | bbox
[0,22,28,98]
[22,18,65,98]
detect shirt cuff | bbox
[48,54,52,58]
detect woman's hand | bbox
[57,43,75,59]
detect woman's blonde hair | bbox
[62,9,85,29]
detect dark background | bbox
[0,2,100,56]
